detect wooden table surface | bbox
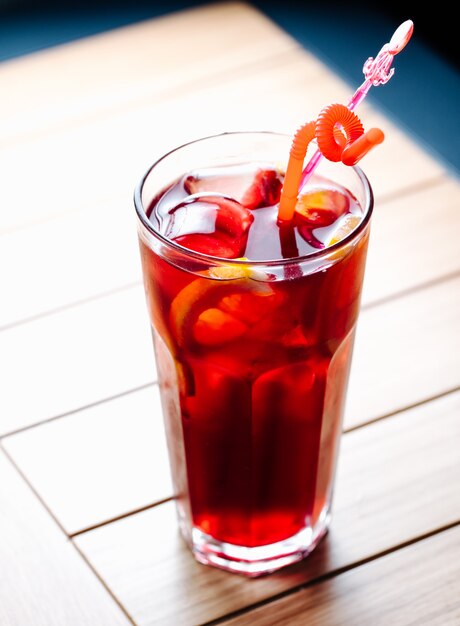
[1,3,459,625]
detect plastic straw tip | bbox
[341,128,384,166]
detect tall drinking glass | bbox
[134,132,373,576]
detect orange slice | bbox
[193,308,248,345]
[169,265,274,348]
[328,214,362,246]
[295,189,349,225]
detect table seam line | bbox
[0,381,157,439]
[362,268,460,312]
[0,443,139,626]
[343,384,460,434]
[69,496,175,538]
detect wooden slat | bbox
[1,174,458,330]
[362,178,460,305]
[0,2,297,144]
[0,49,330,234]
[0,450,131,626]
[226,525,460,625]
[0,200,142,330]
[2,386,171,535]
[0,45,445,235]
[74,390,460,625]
[345,273,460,428]
[0,287,155,436]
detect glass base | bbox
[189,508,331,577]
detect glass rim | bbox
[133,130,374,268]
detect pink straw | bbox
[298,20,414,192]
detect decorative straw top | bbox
[277,20,414,222]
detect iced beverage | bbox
[134,132,372,576]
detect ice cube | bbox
[184,165,261,201]
[167,194,254,259]
[185,166,283,210]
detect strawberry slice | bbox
[240,169,283,209]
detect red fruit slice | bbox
[295,189,350,226]
[212,195,254,237]
[240,169,283,209]
[297,208,338,228]
[174,233,241,259]
[295,188,351,249]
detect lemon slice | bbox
[170,265,274,348]
[328,214,362,246]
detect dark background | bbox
[1,0,459,173]
[0,0,457,69]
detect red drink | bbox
[135,132,372,575]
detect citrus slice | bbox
[193,308,248,345]
[295,189,349,226]
[169,265,275,348]
[328,214,362,246]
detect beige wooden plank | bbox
[0,287,155,436]
[1,265,459,436]
[0,450,132,626]
[362,178,460,305]
[0,49,329,234]
[226,525,460,625]
[1,174,458,330]
[0,45,445,235]
[74,390,460,625]
[0,199,142,330]
[345,273,460,428]
[0,2,297,144]
[2,386,171,535]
